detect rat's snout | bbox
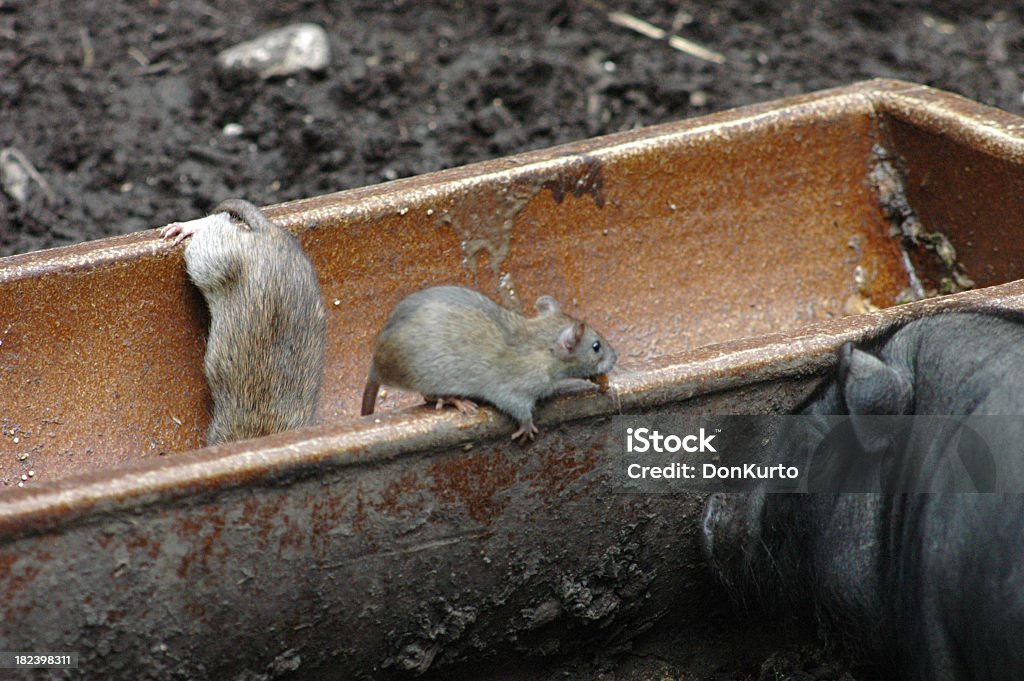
[598,344,618,375]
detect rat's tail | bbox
[213,198,273,232]
[361,367,381,416]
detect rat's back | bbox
[180,200,327,444]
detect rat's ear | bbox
[535,295,561,316]
[555,321,585,357]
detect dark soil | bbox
[2,1,1021,679]
[2,1,1024,258]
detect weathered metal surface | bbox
[3,79,1024,678]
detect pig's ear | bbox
[838,343,913,415]
[838,343,914,458]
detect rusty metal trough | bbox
[4,79,1024,678]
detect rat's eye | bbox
[592,340,601,353]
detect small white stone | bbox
[1,147,55,205]
[217,23,331,79]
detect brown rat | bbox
[162,199,327,445]
[361,285,617,441]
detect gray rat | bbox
[162,199,327,445]
[360,285,617,441]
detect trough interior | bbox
[3,85,1022,486]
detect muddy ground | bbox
[2,1,1023,258]
[2,1,1022,679]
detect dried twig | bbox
[79,26,94,69]
[0,148,58,206]
[606,10,726,64]
[127,46,150,67]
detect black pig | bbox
[702,312,1024,680]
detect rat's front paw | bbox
[160,222,200,245]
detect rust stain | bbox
[351,486,368,534]
[543,154,605,207]
[308,492,348,548]
[0,551,40,627]
[0,552,27,619]
[173,507,226,579]
[124,533,160,561]
[242,492,288,546]
[308,493,344,534]
[371,471,428,516]
[427,449,520,525]
[566,440,610,501]
[278,511,304,552]
[527,439,600,499]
